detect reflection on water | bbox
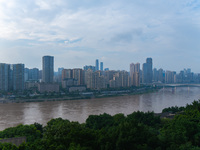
[0,87,200,131]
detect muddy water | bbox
[0,87,199,131]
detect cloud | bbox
[0,0,200,72]
[110,29,143,43]
[35,0,51,10]
[64,38,82,45]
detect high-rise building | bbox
[142,63,147,83]
[93,71,106,89]
[95,59,99,71]
[42,56,54,83]
[0,63,10,91]
[57,67,64,82]
[24,68,29,82]
[72,68,84,85]
[12,64,25,91]
[130,63,140,86]
[104,68,109,71]
[165,71,176,83]
[85,70,106,90]
[158,68,164,83]
[29,68,39,81]
[83,65,95,72]
[39,70,42,80]
[142,58,152,84]
[121,71,129,87]
[85,69,94,89]
[153,68,158,82]
[130,63,135,78]
[146,58,153,83]
[104,70,116,86]
[100,62,103,71]
[135,63,140,73]
[134,72,140,86]
[62,69,73,80]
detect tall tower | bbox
[142,58,152,84]
[72,68,84,85]
[95,59,99,71]
[146,58,152,83]
[158,68,164,83]
[142,63,147,83]
[42,56,54,83]
[135,63,140,73]
[130,63,140,86]
[0,63,10,91]
[100,62,103,71]
[130,63,135,78]
[12,64,25,91]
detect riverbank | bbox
[0,86,161,103]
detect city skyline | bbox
[0,57,198,74]
[0,1,200,72]
[0,56,199,92]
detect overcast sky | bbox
[0,0,200,72]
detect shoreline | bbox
[0,87,160,104]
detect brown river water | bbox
[0,87,200,131]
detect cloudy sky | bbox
[0,0,200,72]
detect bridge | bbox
[154,83,200,87]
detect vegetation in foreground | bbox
[1,100,200,149]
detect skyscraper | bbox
[158,68,164,83]
[142,58,153,84]
[72,68,84,85]
[24,68,29,82]
[142,63,147,83]
[83,65,95,72]
[57,67,64,82]
[29,68,39,81]
[0,63,10,91]
[146,58,153,83]
[130,63,140,86]
[165,71,176,83]
[85,69,94,89]
[12,64,25,91]
[42,56,54,83]
[130,63,135,78]
[153,68,158,82]
[100,62,103,71]
[95,59,99,71]
[62,69,73,80]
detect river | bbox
[0,87,200,131]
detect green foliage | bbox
[42,118,96,150]
[33,122,43,134]
[0,142,18,150]
[86,113,114,130]
[0,124,42,143]
[162,106,185,113]
[126,111,161,128]
[159,100,200,149]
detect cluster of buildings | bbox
[0,56,199,93]
[153,68,200,84]
[0,64,25,91]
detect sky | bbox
[0,0,200,73]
